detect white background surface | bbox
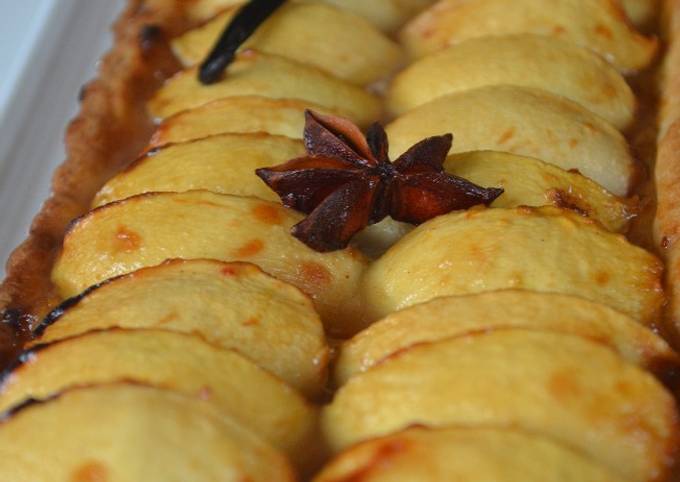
[0,0,126,276]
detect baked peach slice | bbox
[387,35,635,129]
[445,151,634,232]
[94,133,305,207]
[148,51,381,126]
[400,0,657,72]
[163,0,435,32]
[173,3,402,85]
[385,86,635,196]
[362,206,664,323]
[51,192,369,337]
[314,426,625,482]
[0,384,296,482]
[336,290,678,386]
[322,330,678,482]
[0,329,319,469]
[148,96,337,148]
[621,0,658,26]
[356,149,634,254]
[37,259,327,397]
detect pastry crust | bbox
[655,0,680,342]
[0,1,184,325]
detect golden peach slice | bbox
[387,35,635,129]
[385,86,635,196]
[314,426,625,482]
[622,0,658,26]
[0,330,319,468]
[37,259,327,397]
[362,206,664,323]
[400,0,657,72]
[169,0,436,32]
[51,192,368,337]
[336,290,678,386]
[322,331,678,482]
[94,133,305,207]
[148,51,381,125]
[148,96,336,148]
[445,151,634,232]
[0,384,295,482]
[173,3,403,85]
[353,149,634,256]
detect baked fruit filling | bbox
[0,0,679,481]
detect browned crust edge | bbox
[655,0,680,345]
[0,2,187,318]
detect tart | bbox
[0,1,680,481]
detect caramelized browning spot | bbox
[595,24,614,39]
[300,262,332,287]
[553,25,566,34]
[221,265,240,276]
[546,189,590,217]
[594,271,611,286]
[568,138,579,148]
[333,439,410,482]
[548,370,582,400]
[601,83,617,100]
[72,461,109,482]
[252,204,284,225]
[497,127,516,144]
[234,239,265,258]
[114,226,142,252]
[242,317,260,326]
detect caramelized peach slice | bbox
[314,426,625,482]
[387,35,635,129]
[0,385,296,482]
[164,0,436,32]
[362,207,664,323]
[386,86,635,196]
[621,0,658,26]
[37,259,327,397]
[173,3,402,85]
[94,133,305,207]
[148,51,381,126]
[148,96,336,148]
[354,149,634,256]
[336,290,678,385]
[0,330,319,468]
[51,192,369,337]
[400,0,657,72]
[323,331,678,482]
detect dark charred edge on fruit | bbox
[139,24,163,53]
[0,394,59,422]
[0,381,154,423]
[0,345,46,390]
[198,0,286,84]
[648,356,680,395]
[33,278,118,337]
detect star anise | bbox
[256,111,504,252]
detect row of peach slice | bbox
[0,0,673,481]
